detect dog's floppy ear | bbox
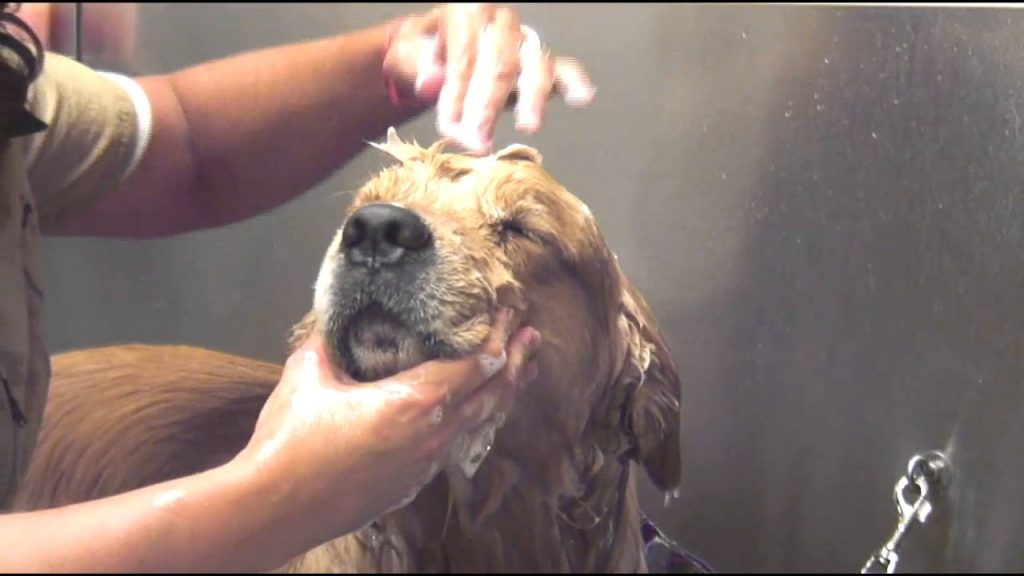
[617,272,682,492]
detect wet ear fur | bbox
[616,272,683,492]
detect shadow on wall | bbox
[634,6,1024,573]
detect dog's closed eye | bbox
[498,219,533,241]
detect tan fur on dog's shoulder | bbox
[12,345,281,511]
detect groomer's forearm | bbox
[126,24,419,236]
[169,23,418,226]
[0,459,305,573]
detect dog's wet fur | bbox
[13,129,683,573]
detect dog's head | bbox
[293,129,681,559]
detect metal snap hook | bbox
[861,449,953,574]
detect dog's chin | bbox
[336,305,433,382]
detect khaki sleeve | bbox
[20,52,141,232]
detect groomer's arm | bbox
[49,3,594,239]
[47,22,407,238]
[122,23,410,234]
[0,459,291,573]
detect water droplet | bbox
[784,109,793,118]
[366,524,385,553]
[823,56,830,64]
[871,131,878,139]
[720,172,729,180]
[816,103,825,112]
[813,92,820,100]
[663,489,681,508]
[741,29,747,39]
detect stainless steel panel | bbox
[40,3,1024,573]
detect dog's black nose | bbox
[341,203,432,267]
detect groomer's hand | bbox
[235,308,540,544]
[383,3,596,153]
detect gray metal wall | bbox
[42,3,1024,573]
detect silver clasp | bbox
[861,450,951,574]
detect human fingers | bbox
[553,56,597,108]
[455,5,522,152]
[443,327,541,477]
[284,333,353,387]
[437,3,497,132]
[453,326,540,431]
[385,307,514,414]
[513,25,554,134]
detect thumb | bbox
[284,335,352,387]
[412,35,446,99]
[415,60,446,100]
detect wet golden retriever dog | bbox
[13,129,682,573]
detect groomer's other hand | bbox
[236,307,541,544]
[382,3,596,154]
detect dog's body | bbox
[13,131,682,573]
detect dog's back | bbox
[12,345,280,512]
